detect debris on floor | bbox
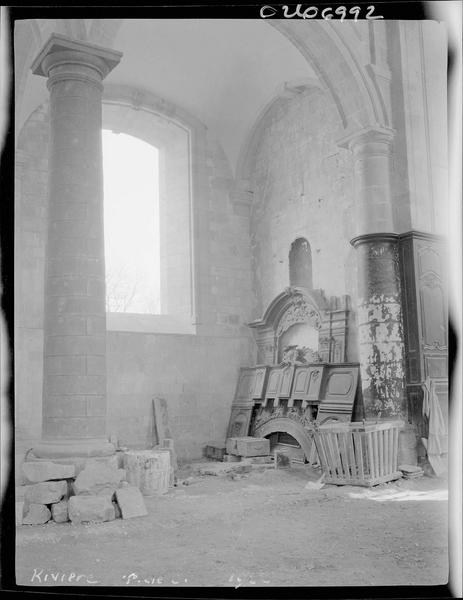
[16,452,152,527]
[274,451,291,469]
[304,473,325,490]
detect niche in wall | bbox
[289,238,313,289]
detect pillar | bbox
[350,233,405,419]
[30,34,122,458]
[339,127,406,419]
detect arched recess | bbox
[253,417,313,459]
[289,238,313,289]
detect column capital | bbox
[350,232,399,249]
[337,125,395,153]
[31,33,122,81]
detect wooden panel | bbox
[290,365,324,407]
[278,366,295,399]
[234,368,256,403]
[265,367,283,401]
[306,366,324,401]
[291,367,310,397]
[424,355,447,379]
[316,365,359,423]
[399,233,448,408]
[153,397,173,442]
[226,407,253,439]
[252,367,268,400]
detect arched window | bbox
[102,129,160,314]
[101,93,198,335]
[289,238,312,289]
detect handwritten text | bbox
[260,5,384,20]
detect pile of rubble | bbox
[16,458,148,526]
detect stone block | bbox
[51,500,69,523]
[16,486,26,501]
[85,454,120,471]
[68,496,115,524]
[22,461,75,483]
[73,461,125,495]
[227,437,270,457]
[115,485,148,519]
[24,480,68,505]
[23,503,51,525]
[16,501,24,526]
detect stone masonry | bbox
[29,35,122,459]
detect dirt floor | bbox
[15,462,449,588]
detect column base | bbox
[30,438,115,459]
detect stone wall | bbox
[247,87,359,350]
[107,331,253,461]
[15,98,255,469]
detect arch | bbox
[289,238,313,289]
[254,417,313,460]
[235,19,387,187]
[268,20,382,130]
[250,286,327,333]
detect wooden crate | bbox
[204,442,226,461]
[311,421,404,487]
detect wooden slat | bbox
[315,432,330,475]
[385,428,390,475]
[392,425,398,471]
[353,431,364,480]
[373,430,380,482]
[322,433,334,478]
[378,429,384,477]
[340,432,351,479]
[366,431,375,480]
[334,433,345,478]
[385,426,390,474]
[326,433,338,478]
[332,433,344,478]
[347,431,357,478]
[389,427,397,473]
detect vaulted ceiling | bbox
[15,19,317,174]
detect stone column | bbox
[339,127,406,419]
[350,233,406,419]
[30,35,122,458]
